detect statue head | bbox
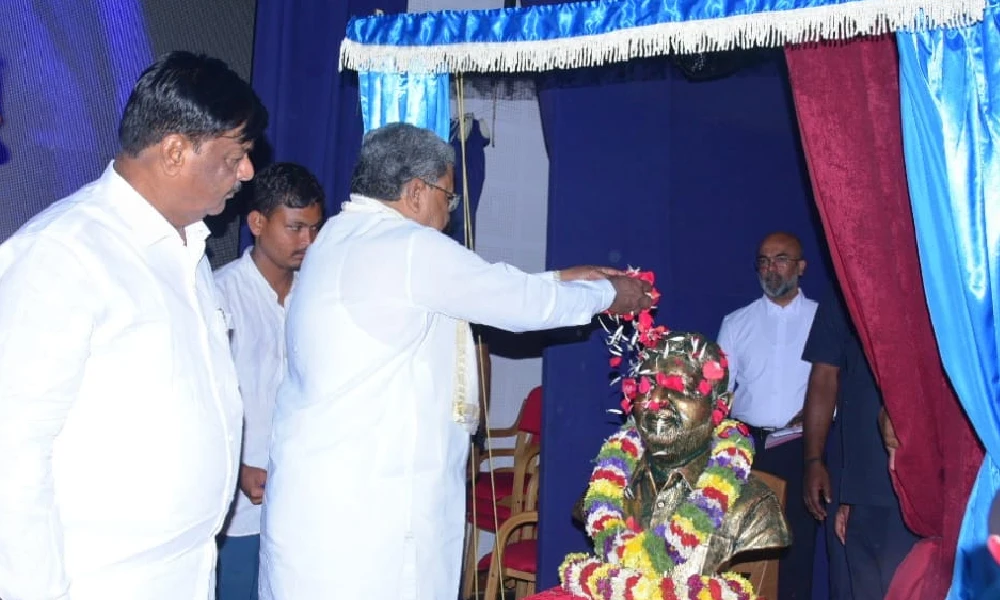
[631,331,731,467]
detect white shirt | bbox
[215,248,288,537]
[0,163,242,600]
[259,195,615,600]
[717,291,818,428]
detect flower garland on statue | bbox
[559,269,758,600]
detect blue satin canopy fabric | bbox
[358,71,451,140]
[348,0,912,47]
[898,4,1000,597]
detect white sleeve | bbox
[406,228,615,333]
[0,238,94,600]
[717,315,738,393]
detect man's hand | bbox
[878,407,899,471]
[785,409,804,428]
[834,504,851,545]
[240,464,267,505]
[606,276,653,315]
[558,265,627,282]
[804,459,832,521]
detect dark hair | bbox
[350,122,454,200]
[118,51,268,156]
[250,163,325,216]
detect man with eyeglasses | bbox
[717,231,819,600]
[258,122,654,600]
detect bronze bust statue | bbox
[575,331,791,578]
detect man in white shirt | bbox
[716,231,819,600]
[258,122,652,600]
[214,163,324,600]
[0,51,266,600]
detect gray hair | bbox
[350,122,455,201]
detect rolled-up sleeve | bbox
[406,229,615,332]
[0,237,96,600]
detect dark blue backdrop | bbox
[245,0,406,250]
[536,52,834,588]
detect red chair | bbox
[463,387,542,599]
[481,460,540,599]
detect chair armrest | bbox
[494,511,539,550]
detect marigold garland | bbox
[560,420,757,600]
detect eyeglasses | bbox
[419,179,461,212]
[755,254,802,270]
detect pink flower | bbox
[718,351,729,369]
[620,397,633,415]
[659,374,685,393]
[609,356,622,368]
[637,311,654,332]
[621,378,637,400]
[638,376,652,394]
[697,379,713,396]
[703,361,724,381]
[636,271,655,285]
[736,422,750,436]
[712,408,726,426]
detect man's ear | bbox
[158,133,190,177]
[398,178,424,213]
[248,210,266,237]
[798,258,808,277]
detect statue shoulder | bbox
[729,473,793,555]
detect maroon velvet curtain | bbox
[783,37,982,599]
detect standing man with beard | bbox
[214,163,324,599]
[717,231,818,600]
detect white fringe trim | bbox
[340,0,984,73]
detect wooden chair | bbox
[463,387,543,599]
[481,460,541,600]
[728,470,786,600]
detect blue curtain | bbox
[244,0,406,250]
[897,7,1000,597]
[357,71,451,140]
[447,118,490,248]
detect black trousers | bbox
[748,429,817,600]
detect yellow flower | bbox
[701,473,736,499]
[633,575,663,600]
[621,534,656,574]
[672,515,708,543]
[589,479,626,500]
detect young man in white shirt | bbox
[0,51,266,600]
[716,231,819,600]
[214,163,324,600]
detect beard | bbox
[759,272,797,298]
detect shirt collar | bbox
[240,246,294,308]
[104,161,211,248]
[342,193,407,221]
[763,288,807,315]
